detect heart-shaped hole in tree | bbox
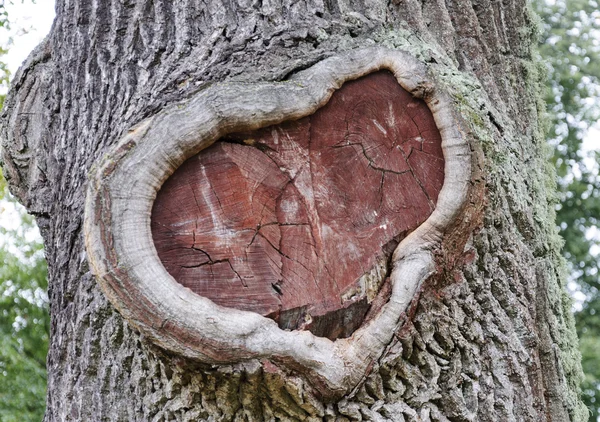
[151,71,444,340]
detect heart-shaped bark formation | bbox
[151,71,444,340]
[85,47,472,398]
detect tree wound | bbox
[151,71,444,340]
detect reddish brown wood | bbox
[151,71,444,340]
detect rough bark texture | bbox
[0,0,587,421]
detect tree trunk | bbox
[0,0,587,420]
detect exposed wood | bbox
[151,71,444,339]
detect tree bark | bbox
[0,0,587,420]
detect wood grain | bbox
[151,71,444,339]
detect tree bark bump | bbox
[83,47,472,399]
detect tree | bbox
[0,1,588,421]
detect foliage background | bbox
[0,2,49,420]
[0,172,48,422]
[0,0,598,420]
[536,0,600,419]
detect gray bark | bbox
[0,0,587,421]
